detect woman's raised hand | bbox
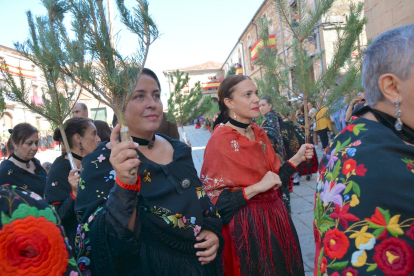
[109,124,141,185]
[290,144,314,166]
[68,168,80,197]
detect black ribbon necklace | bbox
[11,153,31,169]
[228,117,251,129]
[132,135,156,149]
[71,152,83,161]
[354,106,414,144]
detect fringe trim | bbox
[229,193,301,275]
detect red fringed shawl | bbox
[201,123,300,275]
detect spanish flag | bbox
[183,84,189,93]
[202,81,221,90]
[0,63,37,80]
[236,66,243,75]
[250,35,276,61]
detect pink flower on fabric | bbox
[194,225,201,236]
[320,181,346,207]
[97,154,106,163]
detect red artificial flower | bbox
[329,204,360,229]
[373,237,414,276]
[0,216,69,275]
[406,222,414,240]
[355,164,367,177]
[320,257,327,273]
[407,164,414,171]
[342,267,358,276]
[343,159,357,175]
[323,228,350,259]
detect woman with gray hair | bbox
[314,24,414,276]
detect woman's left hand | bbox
[194,229,219,265]
[290,144,314,166]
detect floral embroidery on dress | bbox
[103,170,116,182]
[143,169,151,182]
[142,205,199,232]
[402,158,414,174]
[315,121,414,275]
[7,169,12,175]
[231,140,239,152]
[200,174,232,200]
[195,186,207,199]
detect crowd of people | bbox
[0,24,413,276]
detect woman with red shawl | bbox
[201,75,314,276]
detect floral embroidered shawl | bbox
[314,117,414,276]
[201,122,280,203]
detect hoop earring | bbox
[232,109,237,120]
[394,100,403,131]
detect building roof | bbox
[166,61,223,72]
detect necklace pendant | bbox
[26,163,30,169]
[148,140,154,149]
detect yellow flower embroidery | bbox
[349,226,375,249]
[143,170,151,182]
[386,250,400,265]
[387,214,404,235]
[350,194,359,207]
[351,250,367,267]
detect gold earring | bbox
[232,109,237,119]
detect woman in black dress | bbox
[44,117,100,255]
[75,68,223,276]
[0,123,47,196]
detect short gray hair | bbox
[76,102,88,110]
[363,24,414,106]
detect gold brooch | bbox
[259,141,267,153]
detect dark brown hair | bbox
[214,75,251,127]
[53,117,92,151]
[7,123,38,154]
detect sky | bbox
[0,0,264,105]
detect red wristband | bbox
[287,160,299,172]
[241,188,249,202]
[116,175,141,191]
[70,190,76,200]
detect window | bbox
[91,107,107,122]
[32,85,38,97]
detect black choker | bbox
[11,153,31,168]
[71,152,83,161]
[228,117,251,129]
[354,106,414,144]
[132,135,155,149]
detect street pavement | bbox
[181,125,321,276]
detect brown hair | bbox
[214,75,251,127]
[53,117,92,151]
[7,123,38,154]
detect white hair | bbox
[363,24,414,106]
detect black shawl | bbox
[0,158,47,196]
[75,136,223,275]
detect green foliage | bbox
[226,66,236,77]
[255,0,367,141]
[166,70,213,127]
[205,102,219,119]
[0,91,5,117]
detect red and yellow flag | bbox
[202,81,221,90]
[250,35,276,61]
[0,63,37,80]
[236,66,243,75]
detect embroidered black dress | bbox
[44,155,78,255]
[0,158,47,196]
[75,136,223,276]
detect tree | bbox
[226,66,236,77]
[255,0,366,142]
[166,70,213,141]
[1,0,158,174]
[0,93,5,118]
